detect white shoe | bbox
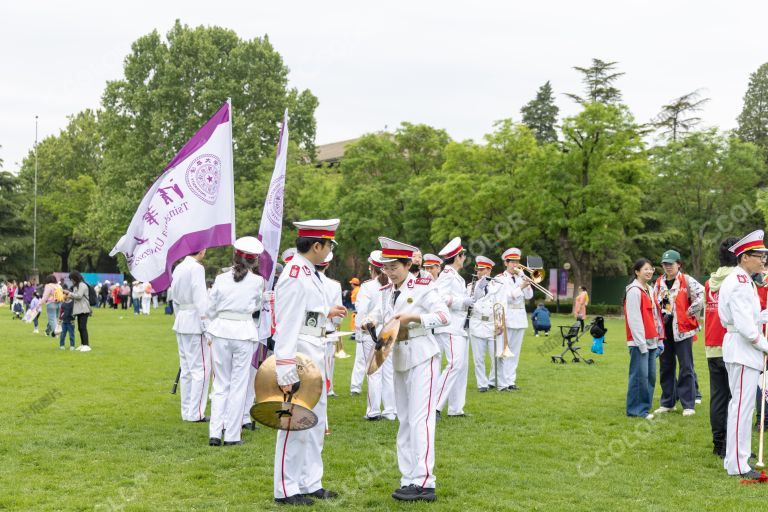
[69,346,75,351]
[695,398,702,405]
[535,334,539,337]
[654,406,675,414]
[59,346,65,350]
[80,345,91,352]
[682,408,695,417]
[645,413,655,420]
[33,329,39,334]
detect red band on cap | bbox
[476,262,493,268]
[235,249,259,259]
[369,259,383,268]
[442,245,463,259]
[734,240,767,256]
[298,229,336,239]
[382,248,414,259]
[423,258,442,266]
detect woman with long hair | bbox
[66,271,92,352]
[624,259,663,419]
[207,237,265,447]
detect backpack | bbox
[86,283,98,307]
[53,284,65,303]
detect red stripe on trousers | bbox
[436,335,454,407]
[736,365,744,475]
[422,357,435,487]
[198,335,206,420]
[281,419,292,498]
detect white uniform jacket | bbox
[719,266,767,371]
[273,253,330,385]
[207,270,265,341]
[377,274,450,371]
[171,256,209,334]
[468,276,495,339]
[487,270,533,329]
[354,278,385,339]
[320,274,342,333]
[434,267,469,336]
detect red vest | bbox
[704,280,726,347]
[758,285,768,310]
[625,285,660,342]
[655,273,699,335]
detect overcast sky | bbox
[1,1,765,170]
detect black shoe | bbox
[508,385,520,391]
[738,470,762,479]
[392,484,436,502]
[366,415,383,421]
[209,437,221,446]
[488,384,496,389]
[223,440,243,446]
[478,387,488,393]
[242,422,257,431]
[350,391,361,396]
[194,416,210,423]
[275,494,314,506]
[448,413,471,418]
[303,488,338,499]
[435,410,441,421]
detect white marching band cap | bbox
[368,250,384,268]
[317,251,334,266]
[502,247,522,261]
[281,247,296,263]
[378,237,418,262]
[422,253,443,267]
[293,219,340,241]
[438,237,463,259]
[475,255,495,269]
[729,229,768,256]
[234,236,265,257]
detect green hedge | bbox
[525,302,622,316]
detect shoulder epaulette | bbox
[416,277,432,285]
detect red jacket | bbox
[704,280,726,347]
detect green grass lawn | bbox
[1,307,767,511]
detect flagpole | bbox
[227,98,235,239]
[32,115,39,281]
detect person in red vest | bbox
[624,258,664,419]
[653,249,704,417]
[704,237,739,458]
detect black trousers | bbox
[659,336,695,409]
[76,314,89,346]
[707,357,730,451]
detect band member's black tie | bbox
[393,290,401,305]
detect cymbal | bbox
[250,353,323,431]
[367,318,400,375]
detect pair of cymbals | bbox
[366,318,403,375]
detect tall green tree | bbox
[521,81,559,144]
[650,130,765,276]
[653,90,709,142]
[737,63,768,163]
[0,169,30,278]
[566,58,624,105]
[94,21,318,259]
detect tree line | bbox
[2,23,768,298]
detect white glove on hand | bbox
[200,317,210,333]
[461,296,475,309]
[754,336,768,355]
[759,310,768,325]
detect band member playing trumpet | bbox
[377,237,450,502]
[487,248,533,391]
[468,256,496,392]
[434,237,473,417]
[272,219,347,506]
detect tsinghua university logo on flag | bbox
[265,178,284,228]
[185,154,222,205]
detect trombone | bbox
[493,303,513,390]
[518,264,555,300]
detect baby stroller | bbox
[551,322,595,364]
[11,296,24,320]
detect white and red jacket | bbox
[653,272,703,342]
[719,266,768,371]
[624,279,663,352]
[434,266,469,336]
[487,270,533,329]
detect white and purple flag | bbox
[256,110,288,343]
[109,100,236,292]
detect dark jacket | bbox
[60,300,75,323]
[531,305,551,328]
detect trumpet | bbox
[517,264,555,300]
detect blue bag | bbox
[591,336,604,355]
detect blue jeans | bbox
[626,346,657,417]
[133,298,141,314]
[59,322,75,347]
[46,302,60,335]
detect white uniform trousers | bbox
[241,342,261,426]
[350,340,368,394]
[274,341,327,499]
[470,335,495,389]
[724,362,760,475]
[434,332,468,415]
[141,296,151,315]
[209,336,253,442]
[324,339,336,396]
[363,338,397,419]
[499,328,525,388]
[395,355,439,489]
[176,333,211,421]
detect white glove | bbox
[759,310,768,325]
[461,296,475,308]
[263,290,275,303]
[200,317,210,333]
[754,336,768,355]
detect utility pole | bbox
[32,115,39,283]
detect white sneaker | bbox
[682,408,696,417]
[59,346,65,350]
[80,345,92,352]
[69,346,75,351]
[654,406,675,414]
[33,329,39,334]
[645,413,655,420]
[695,398,702,405]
